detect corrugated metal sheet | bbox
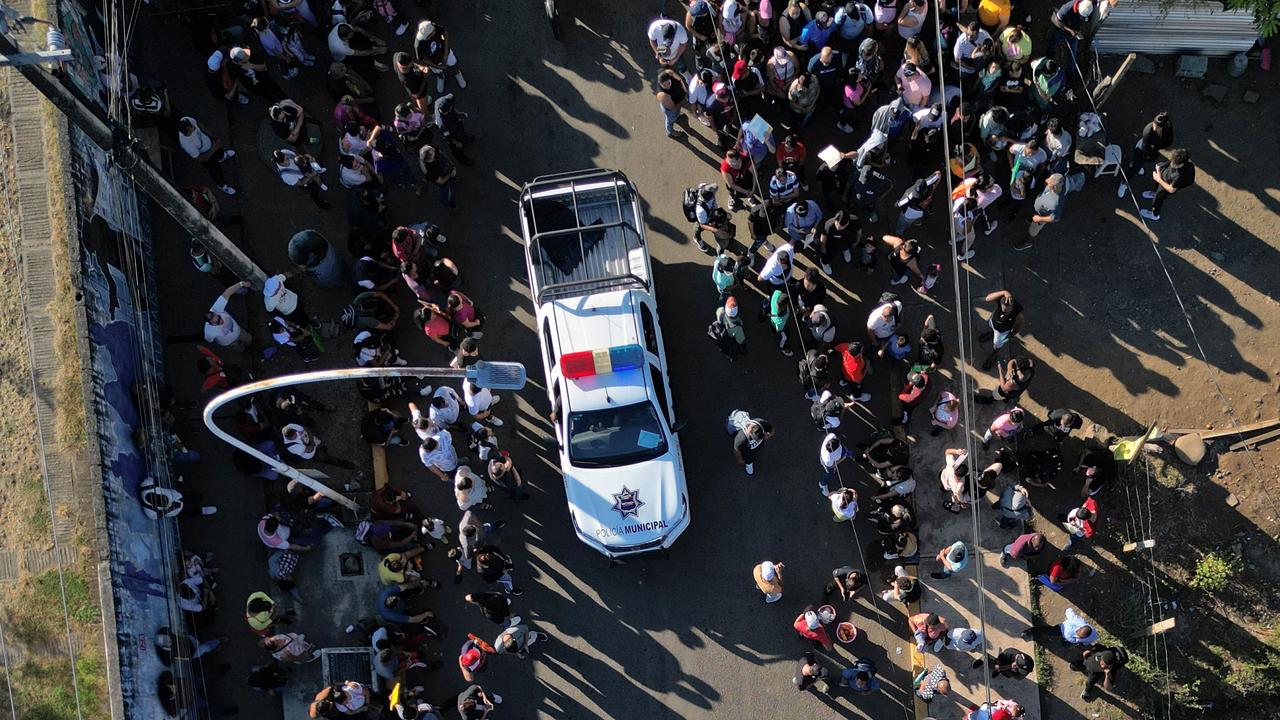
[1093,1,1259,56]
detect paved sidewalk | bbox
[908,396,1042,720]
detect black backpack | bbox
[809,395,843,430]
[682,186,700,223]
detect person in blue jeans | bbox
[655,69,688,139]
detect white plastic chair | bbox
[1095,144,1122,178]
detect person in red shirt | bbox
[793,608,833,649]
[1060,497,1098,547]
[719,149,757,210]
[1035,554,1081,592]
[775,133,808,186]
[833,341,872,402]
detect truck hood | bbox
[564,454,686,551]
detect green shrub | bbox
[1190,552,1241,593]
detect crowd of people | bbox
[138,0,553,716]
[118,0,1196,714]
[649,0,1169,713]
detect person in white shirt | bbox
[418,428,458,481]
[818,433,852,495]
[953,21,993,76]
[425,387,462,427]
[204,282,252,351]
[272,149,329,208]
[262,273,308,324]
[454,465,488,511]
[939,447,970,511]
[328,22,387,72]
[464,380,503,428]
[176,117,238,195]
[829,487,859,522]
[647,16,689,68]
[865,299,902,349]
[756,242,796,287]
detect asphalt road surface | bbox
[152,0,924,717]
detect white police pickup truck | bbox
[518,169,689,559]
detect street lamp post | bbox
[202,362,527,510]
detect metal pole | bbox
[0,32,268,286]
[202,364,527,511]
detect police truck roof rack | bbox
[519,169,653,306]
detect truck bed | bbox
[520,170,650,304]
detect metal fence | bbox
[1092,0,1260,56]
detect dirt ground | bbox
[998,52,1280,720]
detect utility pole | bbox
[0,25,267,286]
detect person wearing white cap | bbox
[752,560,784,603]
[205,50,249,105]
[414,20,465,94]
[1050,0,1093,59]
[228,46,285,102]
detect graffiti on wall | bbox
[70,122,189,717]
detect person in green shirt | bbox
[714,296,747,358]
[767,289,794,357]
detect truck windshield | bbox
[567,401,668,467]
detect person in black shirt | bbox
[393,52,433,112]
[1118,111,1172,198]
[731,416,774,476]
[796,268,827,310]
[979,289,1023,370]
[1073,646,1126,700]
[1033,408,1083,441]
[268,100,306,146]
[1141,147,1195,221]
[656,69,689,139]
[974,648,1035,678]
[817,210,859,270]
[464,592,514,625]
[747,201,785,256]
[1076,440,1115,497]
[793,651,831,692]
[918,314,945,368]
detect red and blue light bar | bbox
[561,344,644,379]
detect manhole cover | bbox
[339,553,363,577]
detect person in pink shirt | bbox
[982,407,1025,448]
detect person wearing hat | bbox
[205,49,249,105]
[1118,111,1173,198]
[228,45,285,102]
[715,295,748,355]
[1050,0,1094,59]
[647,14,689,69]
[931,540,969,579]
[975,648,1035,678]
[752,560,785,603]
[945,627,985,653]
[793,607,834,649]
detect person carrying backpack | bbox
[710,296,747,360]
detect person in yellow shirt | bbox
[378,547,436,586]
[977,0,1011,33]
